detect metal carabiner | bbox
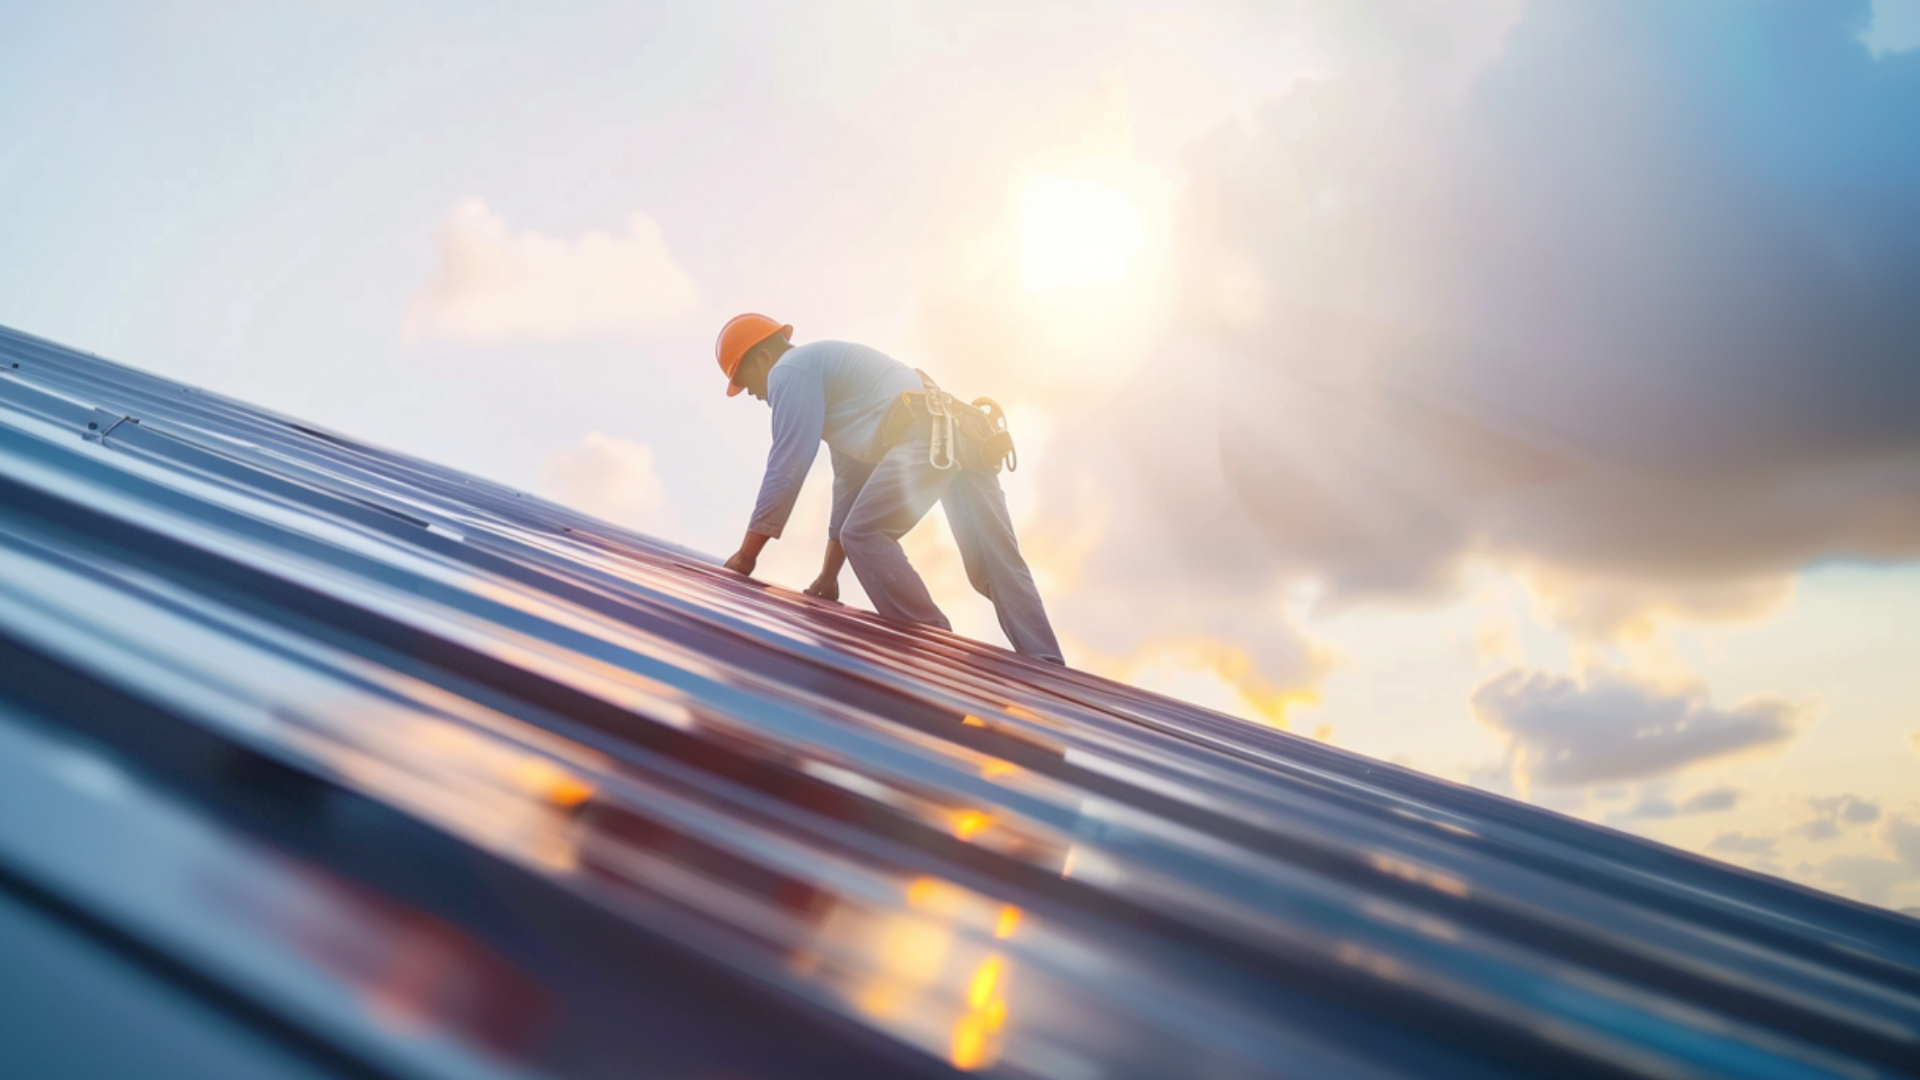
[926,390,958,470]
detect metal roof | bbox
[2,322,1917,1079]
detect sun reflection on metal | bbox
[792,876,1024,1072]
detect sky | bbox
[4,0,1920,913]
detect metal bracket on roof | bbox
[83,408,135,442]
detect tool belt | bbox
[877,370,1018,475]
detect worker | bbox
[713,313,1064,665]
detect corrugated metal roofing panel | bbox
[2,322,1918,1079]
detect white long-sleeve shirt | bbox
[748,341,923,540]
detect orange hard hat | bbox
[715,313,792,397]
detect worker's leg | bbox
[942,470,1065,665]
[841,443,958,631]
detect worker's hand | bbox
[803,575,839,602]
[725,531,771,578]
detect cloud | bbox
[1790,795,1883,841]
[1708,832,1779,858]
[1618,795,1676,821]
[1520,569,1794,642]
[1055,555,1330,728]
[407,199,697,342]
[1812,813,1920,904]
[1471,668,1804,787]
[1097,636,1325,728]
[1866,0,1920,54]
[1678,787,1741,814]
[540,432,672,535]
[1815,854,1910,904]
[1610,783,1741,823]
[1166,0,1920,606]
[1886,811,1920,869]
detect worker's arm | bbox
[804,539,846,601]
[806,449,875,600]
[733,367,826,578]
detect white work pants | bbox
[840,440,1064,665]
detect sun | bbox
[1016,174,1146,292]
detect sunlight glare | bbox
[1017,175,1145,292]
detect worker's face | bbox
[741,349,774,402]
